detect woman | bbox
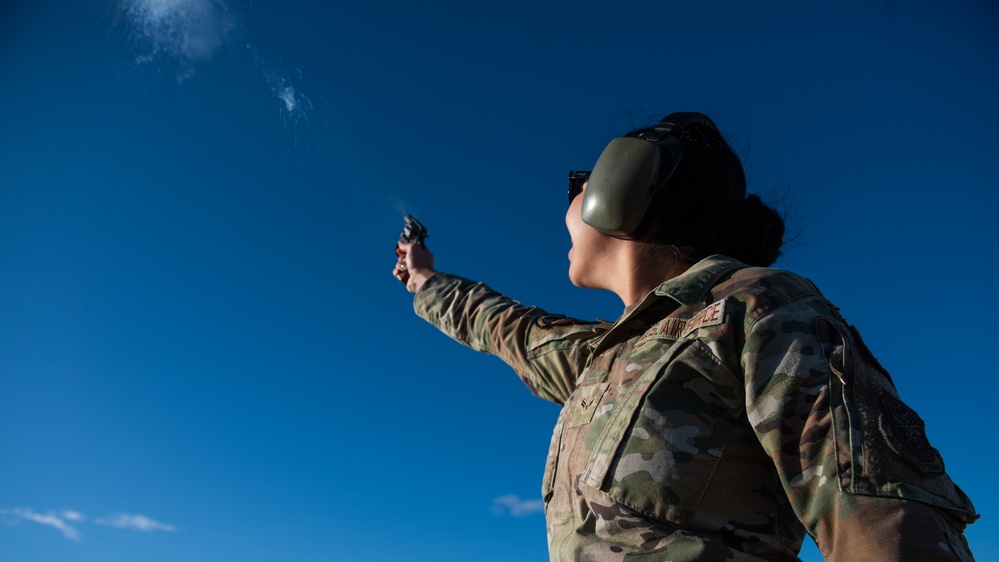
[393,113,978,561]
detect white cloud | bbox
[2,507,178,540]
[0,508,82,540]
[490,495,545,517]
[95,513,177,533]
[61,510,87,522]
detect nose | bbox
[568,171,590,204]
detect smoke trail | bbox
[258,60,309,123]
[117,0,234,81]
[114,0,325,144]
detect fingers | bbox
[404,242,434,272]
[393,245,413,290]
[393,242,435,293]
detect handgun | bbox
[395,214,429,283]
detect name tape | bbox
[639,300,727,344]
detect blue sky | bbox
[1,1,997,560]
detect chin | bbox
[567,265,583,288]
[567,267,593,289]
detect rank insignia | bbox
[877,390,945,474]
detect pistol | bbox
[395,214,429,283]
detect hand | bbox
[393,242,437,293]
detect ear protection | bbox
[581,112,718,239]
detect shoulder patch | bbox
[878,390,945,474]
[682,300,727,337]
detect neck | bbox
[613,244,693,307]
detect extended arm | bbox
[395,243,605,404]
[412,272,605,405]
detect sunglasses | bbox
[567,170,591,204]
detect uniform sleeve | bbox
[413,272,607,405]
[742,297,979,561]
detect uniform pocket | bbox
[817,317,978,524]
[541,405,569,507]
[542,378,611,510]
[580,340,737,528]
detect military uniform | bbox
[414,255,978,561]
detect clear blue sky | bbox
[1,1,997,560]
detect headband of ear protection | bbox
[581,112,718,239]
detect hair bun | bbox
[716,195,784,266]
[636,117,786,266]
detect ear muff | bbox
[581,136,679,237]
[581,112,716,239]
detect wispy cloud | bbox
[61,510,86,522]
[490,495,545,517]
[1,507,177,540]
[95,513,177,533]
[0,508,82,540]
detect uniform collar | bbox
[652,254,748,306]
[592,255,748,351]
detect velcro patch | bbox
[682,300,727,337]
[878,390,945,474]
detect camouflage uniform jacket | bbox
[414,255,978,561]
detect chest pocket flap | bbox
[578,339,733,527]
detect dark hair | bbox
[630,119,784,267]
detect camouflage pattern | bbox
[414,255,978,561]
